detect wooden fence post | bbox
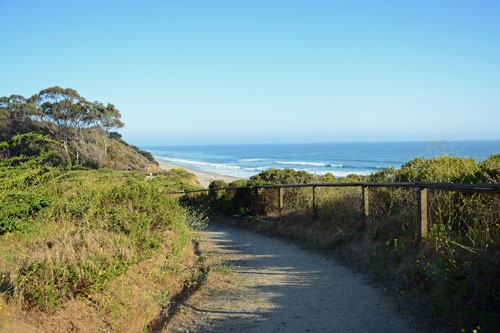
[252,187,258,215]
[418,187,429,240]
[313,186,318,221]
[238,188,243,209]
[362,186,370,226]
[279,187,284,217]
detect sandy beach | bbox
[157,160,244,188]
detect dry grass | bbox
[0,235,208,332]
[0,165,209,331]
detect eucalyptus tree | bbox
[29,87,89,161]
[88,101,124,159]
[0,94,39,141]
[29,86,125,163]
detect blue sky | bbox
[1,0,499,145]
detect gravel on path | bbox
[170,223,433,332]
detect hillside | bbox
[0,87,158,172]
[0,153,206,330]
[0,88,209,331]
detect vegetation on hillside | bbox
[0,88,205,330]
[0,87,157,171]
[0,144,205,330]
[2,86,499,330]
[194,156,500,331]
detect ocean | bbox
[144,141,500,179]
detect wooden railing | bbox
[168,182,500,240]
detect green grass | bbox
[0,163,204,313]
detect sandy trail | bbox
[169,223,438,332]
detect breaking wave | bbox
[274,161,343,168]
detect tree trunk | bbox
[103,136,108,160]
[63,141,71,167]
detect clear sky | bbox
[1,0,499,145]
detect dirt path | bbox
[169,223,434,332]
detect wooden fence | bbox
[168,182,500,240]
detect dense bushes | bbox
[248,168,314,185]
[395,156,480,183]
[0,159,202,312]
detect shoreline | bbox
[157,160,244,188]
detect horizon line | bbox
[140,138,500,147]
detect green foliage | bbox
[208,180,228,200]
[478,154,500,183]
[366,167,396,183]
[343,173,364,182]
[148,168,200,193]
[0,133,67,167]
[395,156,480,183]
[228,179,248,187]
[205,180,231,211]
[28,87,124,147]
[0,87,155,170]
[209,179,228,189]
[317,172,336,183]
[248,168,314,185]
[0,94,40,142]
[137,149,156,164]
[108,131,122,140]
[0,162,202,312]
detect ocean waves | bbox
[154,155,376,179]
[145,141,496,180]
[155,156,274,177]
[308,170,372,177]
[237,158,263,162]
[274,161,343,168]
[158,157,241,170]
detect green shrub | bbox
[228,179,248,187]
[478,154,500,183]
[395,156,480,183]
[248,168,314,185]
[0,160,201,312]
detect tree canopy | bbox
[27,87,123,151]
[0,86,129,167]
[0,94,39,141]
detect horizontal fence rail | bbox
[166,182,500,195]
[167,181,500,241]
